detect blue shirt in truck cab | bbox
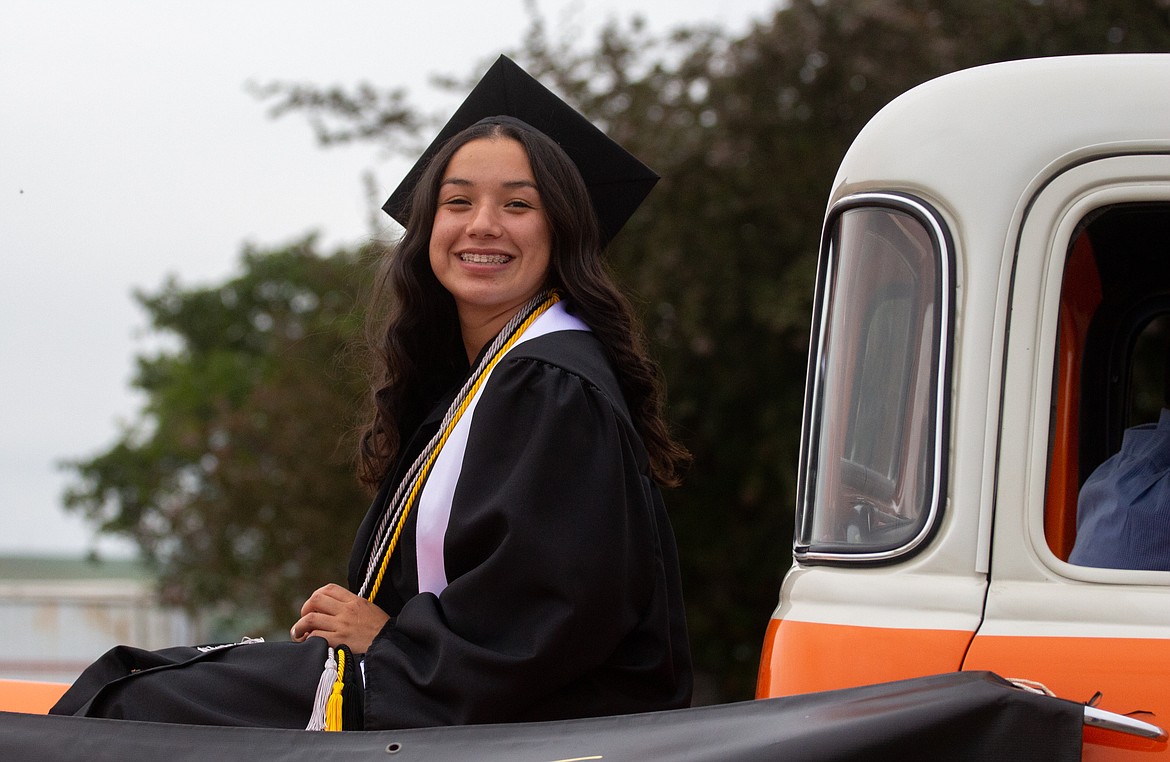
[1071,408,1170,571]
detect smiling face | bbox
[429,136,552,352]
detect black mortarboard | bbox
[383,55,658,246]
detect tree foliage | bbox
[68,0,1170,700]
[64,238,377,635]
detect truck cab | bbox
[756,54,1170,759]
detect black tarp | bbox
[0,672,1082,761]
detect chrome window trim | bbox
[795,192,954,564]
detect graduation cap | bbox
[383,55,658,246]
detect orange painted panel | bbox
[759,621,1170,757]
[756,618,973,698]
[0,679,69,714]
[964,634,1170,759]
[1047,232,1102,560]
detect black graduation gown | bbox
[350,328,693,729]
[51,326,692,729]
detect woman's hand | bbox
[290,583,391,654]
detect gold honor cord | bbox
[364,292,561,602]
[324,648,346,732]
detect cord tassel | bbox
[325,648,347,731]
[304,647,337,731]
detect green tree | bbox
[64,237,376,635]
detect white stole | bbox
[414,301,590,595]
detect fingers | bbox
[299,583,354,617]
[317,582,355,602]
[293,584,365,642]
[290,612,328,642]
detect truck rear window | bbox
[796,195,951,562]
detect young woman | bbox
[53,56,692,730]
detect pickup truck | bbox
[756,53,1170,759]
[2,53,1167,760]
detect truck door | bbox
[963,156,1170,758]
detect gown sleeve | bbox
[360,348,681,728]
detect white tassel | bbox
[304,647,337,731]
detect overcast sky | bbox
[0,0,778,557]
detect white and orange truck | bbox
[756,53,1170,758]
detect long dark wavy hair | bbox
[357,119,690,488]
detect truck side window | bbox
[796,197,950,562]
[1050,204,1170,569]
